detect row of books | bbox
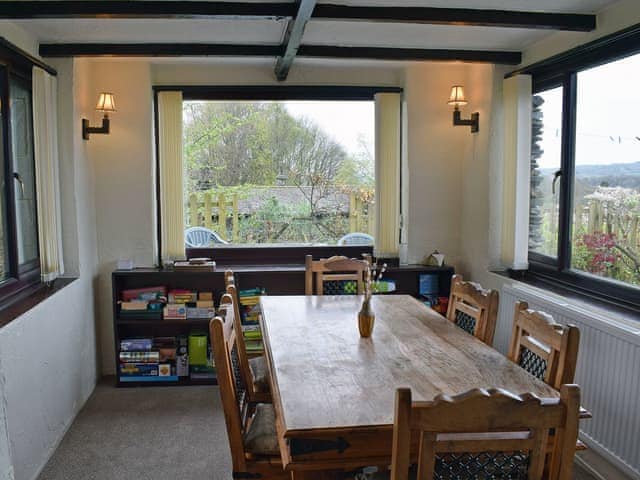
[238,287,266,354]
[119,334,215,382]
[118,286,216,321]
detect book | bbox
[163,304,187,320]
[120,338,153,351]
[119,363,159,376]
[119,351,160,363]
[120,376,178,383]
[119,301,149,311]
[186,307,215,319]
[121,286,167,302]
[243,330,262,340]
[174,260,216,272]
[168,290,197,304]
[239,287,265,297]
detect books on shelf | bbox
[173,259,216,272]
[238,287,266,353]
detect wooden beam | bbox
[40,43,521,64]
[298,45,522,64]
[0,2,595,32]
[0,1,296,19]
[312,5,596,31]
[275,0,317,81]
[39,43,284,57]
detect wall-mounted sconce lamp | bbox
[82,92,116,140]
[448,85,479,133]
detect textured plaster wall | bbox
[0,25,99,480]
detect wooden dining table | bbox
[259,294,561,478]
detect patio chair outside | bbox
[184,226,228,248]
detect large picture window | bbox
[528,45,640,307]
[183,99,374,246]
[156,86,402,262]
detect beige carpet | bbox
[37,378,231,480]
[37,377,599,480]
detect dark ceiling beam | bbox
[39,42,521,64]
[312,5,596,31]
[0,1,596,32]
[298,46,521,64]
[39,43,284,57]
[0,1,296,19]
[275,0,317,81]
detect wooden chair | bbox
[304,254,370,295]
[209,300,288,480]
[508,301,580,390]
[445,274,500,346]
[509,301,588,461]
[390,385,581,480]
[223,270,271,403]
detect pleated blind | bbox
[158,91,185,262]
[374,92,401,257]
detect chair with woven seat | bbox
[390,385,581,480]
[305,254,370,295]
[223,270,271,403]
[445,274,500,346]
[508,301,580,390]
[209,302,287,480]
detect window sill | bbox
[0,277,78,329]
[495,269,640,324]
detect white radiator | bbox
[497,283,640,479]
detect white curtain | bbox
[33,66,64,282]
[158,91,185,262]
[501,75,532,270]
[374,92,401,258]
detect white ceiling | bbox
[5,18,287,44]
[303,22,548,50]
[0,0,621,54]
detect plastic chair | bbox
[337,232,374,246]
[184,226,228,248]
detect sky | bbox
[537,51,640,169]
[284,100,374,158]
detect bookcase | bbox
[112,261,454,387]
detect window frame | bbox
[0,56,41,303]
[153,85,402,264]
[515,24,640,311]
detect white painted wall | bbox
[88,58,495,373]
[0,25,99,480]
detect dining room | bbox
[0,1,639,479]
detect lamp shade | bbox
[447,85,468,107]
[95,92,116,112]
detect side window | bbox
[529,86,563,260]
[0,66,40,297]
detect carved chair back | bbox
[304,254,369,295]
[509,301,580,390]
[445,274,500,346]
[390,385,581,480]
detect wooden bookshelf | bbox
[112,261,454,387]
